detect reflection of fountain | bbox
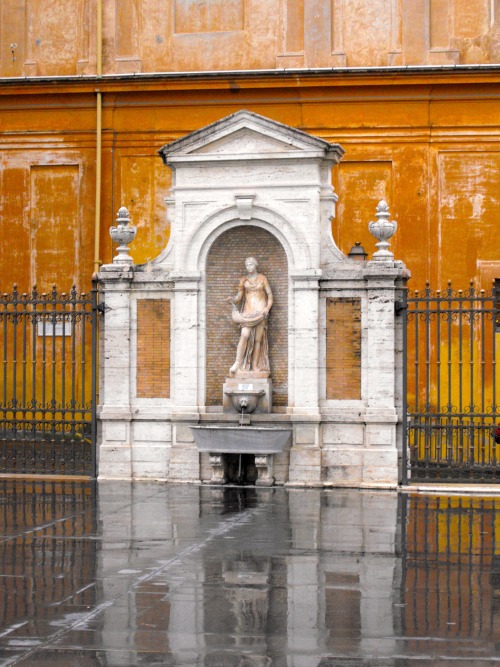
[223,557,271,641]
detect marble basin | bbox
[190,425,291,454]
[223,388,265,414]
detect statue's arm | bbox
[228,279,245,304]
[264,277,273,313]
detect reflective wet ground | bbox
[0,481,498,666]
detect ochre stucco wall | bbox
[0,3,497,465]
[1,0,500,76]
[0,73,498,294]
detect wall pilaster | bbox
[98,265,134,479]
[362,261,409,485]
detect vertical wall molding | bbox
[388,0,403,64]
[276,0,305,67]
[77,0,93,74]
[24,0,37,74]
[114,0,142,72]
[331,0,345,56]
[427,0,459,62]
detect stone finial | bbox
[368,200,397,260]
[110,206,137,265]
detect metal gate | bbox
[0,280,101,477]
[403,281,499,483]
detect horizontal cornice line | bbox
[0,64,499,93]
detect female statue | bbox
[228,257,273,375]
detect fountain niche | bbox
[204,225,288,412]
[191,230,292,485]
[97,110,409,488]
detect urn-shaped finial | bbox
[368,200,397,260]
[110,206,137,265]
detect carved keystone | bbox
[235,194,256,220]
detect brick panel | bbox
[206,226,288,406]
[326,298,361,400]
[137,300,170,398]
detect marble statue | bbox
[228,257,273,375]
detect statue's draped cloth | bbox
[231,274,270,372]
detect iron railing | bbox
[0,280,100,476]
[402,281,499,483]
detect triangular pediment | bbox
[192,127,301,155]
[159,110,344,162]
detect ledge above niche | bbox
[158,110,344,166]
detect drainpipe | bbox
[93,0,103,273]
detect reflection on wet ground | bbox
[0,481,498,665]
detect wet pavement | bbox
[0,481,498,666]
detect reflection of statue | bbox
[228,257,273,375]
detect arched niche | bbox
[205,225,288,408]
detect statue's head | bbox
[245,257,258,272]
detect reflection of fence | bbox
[403,282,499,482]
[0,480,97,628]
[0,283,100,476]
[401,495,500,643]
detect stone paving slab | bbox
[0,480,498,666]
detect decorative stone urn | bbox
[368,200,397,260]
[109,206,137,265]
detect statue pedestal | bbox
[223,377,272,414]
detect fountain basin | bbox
[191,425,291,454]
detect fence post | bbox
[400,286,408,485]
[495,279,500,331]
[91,274,102,479]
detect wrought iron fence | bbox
[0,281,100,476]
[402,281,499,483]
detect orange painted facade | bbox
[2,0,499,76]
[0,1,498,295]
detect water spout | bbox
[239,404,251,426]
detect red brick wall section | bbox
[137,299,170,398]
[206,226,288,406]
[326,298,361,400]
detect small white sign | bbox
[37,322,72,337]
[238,383,253,391]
